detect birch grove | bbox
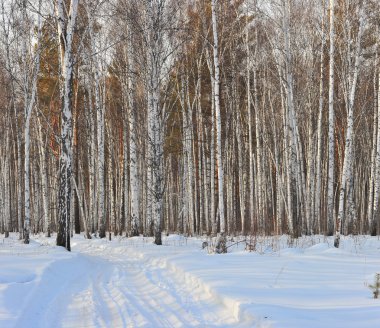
[0,0,380,248]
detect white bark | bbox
[335,0,365,247]
[180,76,195,235]
[196,59,204,234]
[306,101,315,235]
[236,106,246,235]
[22,0,42,244]
[2,129,11,237]
[367,75,377,233]
[368,30,379,235]
[202,134,209,234]
[86,6,106,238]
[327,0,335,236]
[186,78,195,235]
[283,0,300,237]
[315,2,326,234]
[373,71,380,235]
[252,24,263,234]
[211,0,225,235]
[127,28,139,236]
[56,0,79,251]
[145,0,167,245]
[86,85,96,234]
[107,128,115,236]
[37,116,50,237]
[205,49,216,235]
[247,32,254,235]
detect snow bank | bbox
[1,233,379,327]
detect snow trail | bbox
[59,242,242,328]
[3,239,245,328]
[2,234,379,328]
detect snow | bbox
[0,234,379,327]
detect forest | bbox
[0,0,380,252]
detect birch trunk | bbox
[205,49,216,236]
[145,0,167,245]
[56,0,78,251]
[372,71,380,236]
[368,31,379,235]
[368,78,377,233]
[196,59,205,234]
[127,28,139,236]
[123,81,130,235]
[107,129,116,236]
[335,1,365,247]
[327,0,335,236]
[2,130,10,237]
[254,72,263,234]
[247,35,254,235]
[37,116,50,237]
[186,77,195,235]
[315,2,326,233]
[90,17,106,238]
[283,0,299,237]
[86,87,96,234]
[211,0,225,236]
[23,0,41,244]
[236,106,246,235]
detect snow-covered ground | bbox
[0,233,379,328]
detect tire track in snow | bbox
[56,242,247,327]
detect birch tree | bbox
[367,34,378,235]
[211,0,225,238]
[56,0,79,251]
[315,0,326,233]
[21,0,42,244]
[372,69,380,236]
[327,0,335,236]
[37,115,51,237]
[245,1,255,235]
[335,0,366,247]
[144,0,169,245]
[126,22,139,237]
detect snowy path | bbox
[55,245,241,328]
[1,234,380,328]
[2,238,244,328]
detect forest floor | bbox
[0,233,379,328]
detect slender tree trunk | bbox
[283,0,300,237]
[211,0,225,237]
[56,0,79,251]
[205,49,217,236]
[37,116,50,237]
[127,28,139,236]
[86,87,96,234]
[22,0,41,244]
[335,1,365,247]
[145,0,167,245]
[247,37,255,236]
[315,2,326,234]
[3,129,10,237]
[373,71,380,236]
[368,30,379,235]
[327,0,335,236]
[368,79,377,232]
